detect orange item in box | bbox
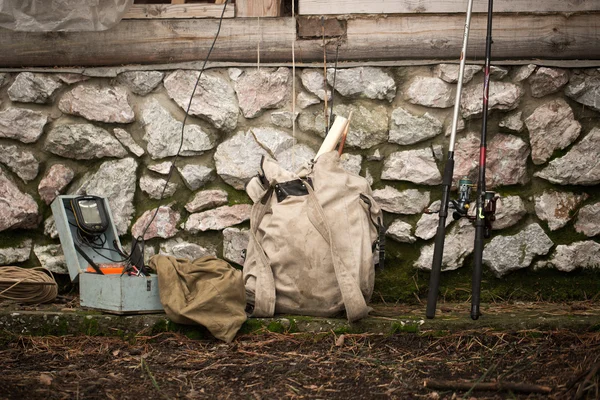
[85,263,125,274]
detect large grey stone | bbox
[58,84,134,123]
[38,164,75,205]
[0,108,48,143]
[483,223,553,277]
[534,190,588,231]
[113,128,145,158]
[164,70,239,131]
[405,76,455,108]
[297,108,327,137]
[415,218,475,272]
[140,99,215,160]
[528,67,569,98]
[492,195,526,230]
[565,68,600,112]
[574,201,600,237]
[74,158,138,236]
[159,238,215,259]
[444,118,465,136]
[44,124,128,160]
[56,73,90,85]
[301,69,331,101]
[435,64,481,84]
[535,127,600,186]
[490,66,509,80]
[185,204,251,233]
[148,162,172,175]
[453,132,530,188]
[0,170,39,231]
[0,239,32,265]
[414,200,453,240]
[326,104,389,149]
[276,144,316,173]
[498,111,524,133]
[389,107,442,145]
[460,82,523,119]
[546,241,600,272]
[139,175,177,200]
[525,99,581,165]
[234,68,290,118]
[511,64,536,82]
[44,216,58,239]
[0,144,39,182]
[327,67,396,102]
[8,73,62,104]
[372,186,430,214]
[177,164,214,191]
[33,244,67,274]
[381,148,442,185]
[297,91,320,109]
[223,227,249,266]
[117,71,164,96]
[185,189,229,213]
[250,127,295,156]
[386,220,416,244]
[339,153,362,176]
[214,131,269,190]
[131,206,180,241]
[270,111,297,129]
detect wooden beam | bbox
[0,13,599,68]
[236,0,282,17]
[124,3,234,19]
[299,0,600,15]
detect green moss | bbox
[81,317,100,336]
[239,318,266,334]
[390,321,420,334]
[266,321,286,333]
[332,326,352,335]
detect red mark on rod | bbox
[479,147,486,167]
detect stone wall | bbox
[0,65,599,298]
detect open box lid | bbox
[51,195,125,283]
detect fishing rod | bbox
[425,0,475,320]
[471,0,498,321]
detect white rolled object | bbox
[315,115,348,161]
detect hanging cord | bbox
[132,0,230,255]
[0,266,58,304]
[321,17,328,136]
[291,0,296,168]
[328,39,341,129]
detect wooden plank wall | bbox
[0,2,599,67]
[299,0,600,15]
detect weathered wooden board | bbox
[299,0,600,15]
[236,0,282,17]
[124,3,234,19]
[0,13,598,67]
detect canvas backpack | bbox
[243,150,384,322]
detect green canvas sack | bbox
[150,255,247,343]
[243,151,384,322]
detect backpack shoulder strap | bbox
[304,182,371,322]
[246,188,277,317]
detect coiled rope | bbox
[0,266,58,304]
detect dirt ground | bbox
[1,326,599,400]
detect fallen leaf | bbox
[335,334,345,347]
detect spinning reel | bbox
[426,177,499,238]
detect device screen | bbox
[78,199,103,225]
